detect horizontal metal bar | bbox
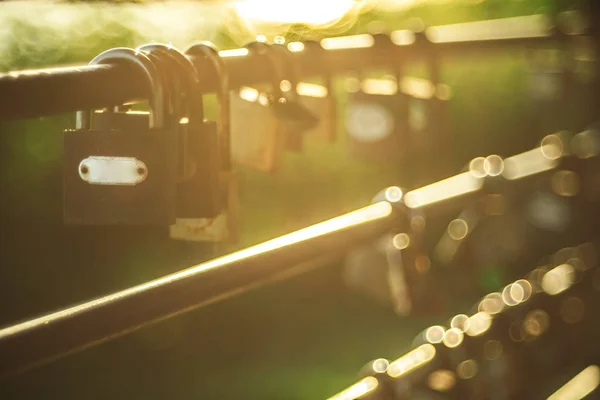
[0,14,569,121]
[0,201,399,378]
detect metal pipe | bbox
[0,14,568,121]
[0,201,398,378]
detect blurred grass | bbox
[0,1,594,399]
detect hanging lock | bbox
[291,40,337,144]
[168,42,239,243]
[63,47,177,225]
[137,44,222,221]
[229,41,318,172]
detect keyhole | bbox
[80,165,89,175]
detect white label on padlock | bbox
[79,156,148,185]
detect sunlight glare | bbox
[234,0,357,26]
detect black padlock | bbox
[63,47,177,225]
[168,42,240,243]
[137,44,222,219]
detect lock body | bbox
[176,119,222,218]
[64,112,176,225]
[230,91,283,172]
[170,171,239,243]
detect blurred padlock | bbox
[63,47,177,225]
[168,42,240,243]
[229,42,285,172]
[229,41,318,172]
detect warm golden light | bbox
[469,157,487,178]
[524,309,550,337]
[548,365,600,400]
[321,34,375,50]
[502,279,532,306]
[280,80,293,92]
[392,233,410,250]
[541,133,566,160]
[326,376,379,400]
[425,325,445,344]
[428,370,456,392]
[512,279,532,303]
[478,293,504,314]
[387,344,436,379]
[442,328,464,348]
[361,78,397,96]
[385,186,403,202]
[404,172,484,209]
[466,312,492,337]
[296,82,328,98]
[451,314,470,333]
[551,170,580,197]
[542,263,575,295]
[239,86,260,102]
[179,117,189,124]
[390,29,415,46]
[483,155,504,176]
[400,77,436,99]
[502,147,559,180]
[234,0,356,26]
[287,41,305,52]
[447,219,468,240]
[218,48,250,58]
[426,14,551,43]
[372,358,389,374]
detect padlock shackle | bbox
[186,42,232,171]
[137,43,201,122]
[82,47,166,130]
[137,44,204,182]
[244,41,285,101]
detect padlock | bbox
[167,42,240,243]
[137,43,222,220]
[292,40,337,143]
[63,47,177,225]
[229,41,318,172]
